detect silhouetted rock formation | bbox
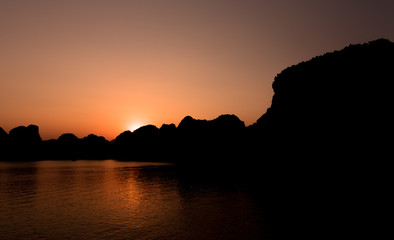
[211,114,245,131]
[57,133,79,144]
[159,123,176,132]
[46,133,81,160]
[253,38,393,159]
[251,38,394,240]
[114,125,161,160]
[114,130,133,145]
[178,115,209,132]
[42,133,111,160]
[110,114,247,161]
[9,125,42,145]
[81,134,109,145]
[178,114,245,135]
[176,114,246,163]
[80,134,111,159]
[3,125,43,160]
[133,125,159,139]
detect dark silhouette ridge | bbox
[82,134,108,145]
[57,133,79,144]
[114,130,133,144]
[249,38,394,240]
[178,114,245,134]
[253,38,393,156]
[43,133,111,160]
[80,134,111,159]
[0,125,43,160]
[1,127,112,160]
[177,115,209,132]
[159,123,176,137]
[176,114,247,163]
[113,125,160,160]
[111,114,246,161]
[47,133,81,160]
[159,123,176,131]
[133,124,159,138]
[9,125,42,144]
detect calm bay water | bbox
[0,160,269,240]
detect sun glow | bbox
[128,123,143,132]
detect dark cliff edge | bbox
[249,38,393,239]
[253,38,392,157]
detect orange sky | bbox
[1,0,394,140]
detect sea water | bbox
[0,160,269,240]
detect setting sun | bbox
[128,123,143,132]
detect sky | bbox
[1,0,394,140]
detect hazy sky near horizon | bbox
[1,0,394,140]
